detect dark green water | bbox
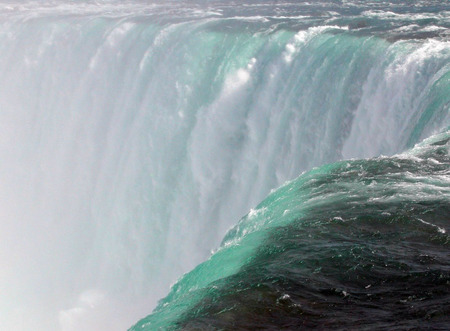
[132,131,449,330]
[125,1,449,329]
[0,1,448,329]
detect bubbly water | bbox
[0,1,448,330]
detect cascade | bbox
[0,1,448,330]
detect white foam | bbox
[0,4,448,331]
[343,39,450,159]
[283,25,348,63]
[417,218,446,234]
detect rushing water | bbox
[0,1,448,330]
[132,130,450,330]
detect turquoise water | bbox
[0,1,447,330]
[131,130,449,329]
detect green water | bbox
[131,131,449,329]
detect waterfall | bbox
[0,2,448,330]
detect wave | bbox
[131,130,449,330]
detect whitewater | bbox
[0,1,448,330]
